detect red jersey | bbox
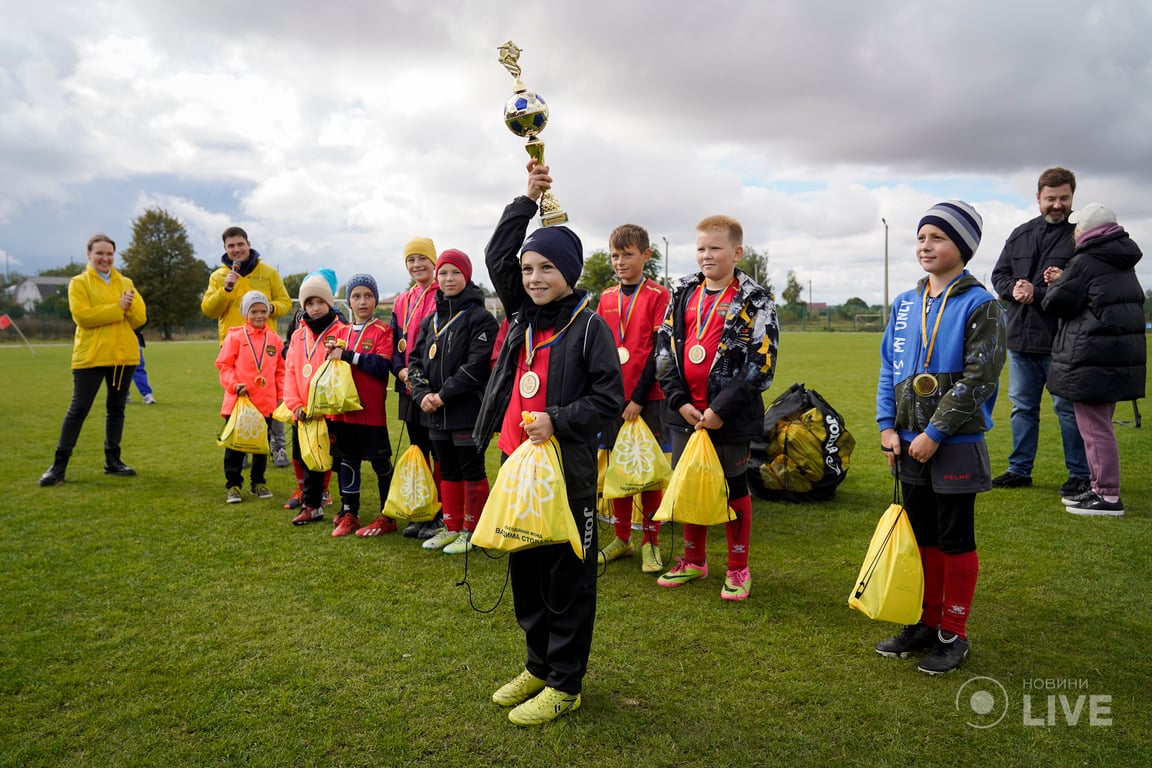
[684,282,738,411]
[498,334,553,456]
[331,318,393,427]
[596,278,670,403]
[392,282,437,370]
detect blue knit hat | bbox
[520,226,584,287]
[345,273,379,303]
[919,201,983,263]
[299,268,338,307]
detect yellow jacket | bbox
[69,266,148,369]
[200,255,291,344]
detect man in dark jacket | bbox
[989,168,1089,495]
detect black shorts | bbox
[896,440,992,494]
[329,421,393,462]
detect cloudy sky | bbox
[2,0,1150,306]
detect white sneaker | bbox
[422,528,459,550]
[142,394,156,404]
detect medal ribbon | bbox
[919,274,963,372]
[303,320,338,366]
[349,318,378,352]
[244,327,266,373]
[693,280,733,342]
[525,294,592,367]
[402,284,434,340]
[616,277,646,346]
[432,307,471,343]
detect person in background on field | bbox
[654,215,778,602]
[40,234,147,486]
[474,160,623,726]
[391,236,443,539]
[323,273,399,537]
[282,270,345,525]
[1041,204,1146,517]
[875,201,1006,675]
[215,291,285,504]
[595,224,672,574]
[989,168,1089,496]
[408,249,498,554]
[201,226,293,469]
[131,329,156,404]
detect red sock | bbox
[440,481,464,532]
[919,546,945,628]
[683,523,708,565]
[725,495,753,570]
[611,497,634,543]
[463,478,489,532]
[640,490,662,546]
[940,550,979,638]
[292,459,305,489]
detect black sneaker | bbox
[402,521,423,538]
[991,471,1032,488]
[918,631,970,675]
[1067,493,1124,517]
[1059,476,1091,497]
[417,511,445,540]
[875,623,937,658]
[1061,488,1096,506]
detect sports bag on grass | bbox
[297,417,332,472]
[381,445,441,523]
[472,413,583,559]
[217,395,270,454]
[848,477,924,624]
[748,382,855,502]
[603,418,673,499]
[653,430,732,526]
[306,359,363,416]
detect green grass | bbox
[2,336,1149,767]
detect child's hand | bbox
[326,346,343,361]
[1043,266,1063,284]
[521,410,554,444]
[880,428,901,468]
[420,393,443,413]
[622,401,643,422]
[678,403,703,426]
[698,408,724,431]
[294,406,307,421]
[526,159,552,202]
[907,433,939,464]
[235,383,248,396]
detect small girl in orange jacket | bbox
[215,290,285,503]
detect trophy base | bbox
[539,191,568,227]
[541,209,569,227]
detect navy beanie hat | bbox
[345,273,379,303]
[521,226,584,287]
[918,201,983,263]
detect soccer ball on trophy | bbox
[504,91,549,138]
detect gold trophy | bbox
[498,40,568,226]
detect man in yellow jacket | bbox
[200,226,293,466]
[200,226,292,344]
[40,234,148,486]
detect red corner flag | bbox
[0,313,11,330]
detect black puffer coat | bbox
[1042,228,1146,403]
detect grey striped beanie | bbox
[919,201,983,263]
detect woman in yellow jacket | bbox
[39,234,148,486]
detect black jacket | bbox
[473,196,623,500]
[408,282,499,432]
[1042,228,1146,403]
[991,215,1076,354]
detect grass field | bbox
[2,335,1149,768]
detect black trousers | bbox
[223,416,272,489]
[55,365,136,456]
[509,494,598,695]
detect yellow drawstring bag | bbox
[603,418,673,499]
[297,417,332,471]
[272,401,294,423]
[217,395,270,454]
[653,430,732,526]
[472,413,583,559]
[381,445,441,523]
[307,359,363,416]
[848,479,924,624]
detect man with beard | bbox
[989,168,1090,497]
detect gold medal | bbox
[302,363,313,378]
[428,343,438,360]
[912,373,939,397]
[617,347,630,364]
[255,376,267,388]
[519,370,540,398]
[397,338,407,353]
[687,344,707,364]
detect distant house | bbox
[13,277,71,311]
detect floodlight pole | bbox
[882,217,889,320]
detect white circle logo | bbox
[956,676,1009,728]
